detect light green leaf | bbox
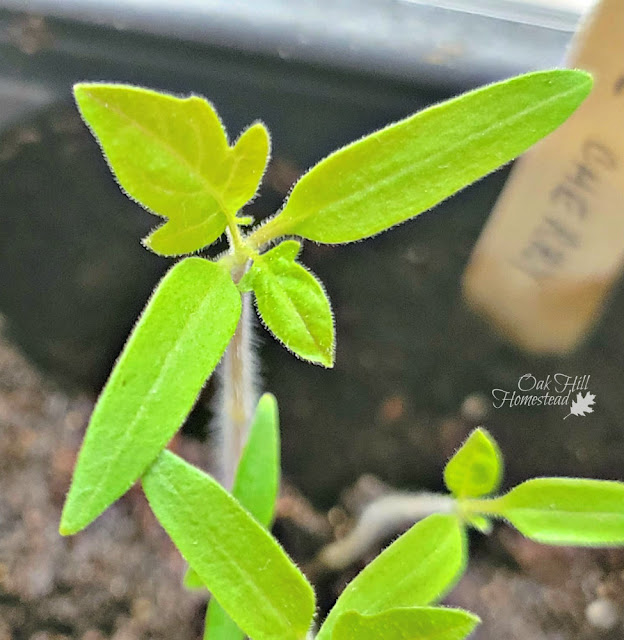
[241,240,335,367]
[204,598,244,640]
[74,83,270,256]
[317,514,467,640]
[332,608,480,640]
[444,428,502,499]
[60,258,241,535]
[256,70,592,244]
[465,515,492,535]
[490,478,624,546]
[183,567,205,591]
[142,450,315,640]
[224,123,272,212]
[232,392,281,525]
[185,392,280,591]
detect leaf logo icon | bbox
[563,391,596,420]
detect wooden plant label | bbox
[463,0,624,354]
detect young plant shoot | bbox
[57,70,624,640]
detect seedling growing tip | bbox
[56,70,621,640]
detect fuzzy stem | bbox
[317,492,456,571]
[215,268,259,489]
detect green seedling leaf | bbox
[183,568,205,590]
[232,392,281,525]
[317,514,467,640]
[257,70,592,244]
[224,123,271,212]
[332,607,480,640]
[198,393,280,638]
[466,515,493,535]
[74,83,270,255]
[444,428,502,499]
[490,478,624,546]
[240,240,335,367]
[60,258,241,535]
[204,598,244,640]
[185,392,280,592]
[142,450,315,640]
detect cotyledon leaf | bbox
[332,608,480,640]
[142,450,315,640]
[183,566,205,591]
[74,83,270,255]
[240,240,335,367]
[317,514,467,640]
[204,599,244,640]
[444,428,503,499]
[185,392,280,590]
[484,478,624,546]
[255,70,592,244]
[60,257,241,535]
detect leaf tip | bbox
[58,512,78,537]
[141,230,171,256]
[311,345,335,368]
[465,610,482,630]
[547,68,593,103]
[72,83,95,115]
[59,495,91,536]
[72,82,87,99]
[258,391,278,411]
[246,120,271,150]
[141,232,173,257]
[73,82,113,108]
[565,68,594,103]
[470,426,498,447]
[571,68,594,89]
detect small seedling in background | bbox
[56,70,624,640]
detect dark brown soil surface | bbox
[1,329,623,640]
[0,330,204,640]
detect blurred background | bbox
[2,1,623,639]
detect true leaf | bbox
[258,70,592,244]
[332,608,480,640]
[60,258,241,535]
[142,450,315,640]
[491,478,624,545]
[74,83,270,255]
[185,392,280,591]
[317,514,467,640]
[444,428,502,499]
[240,240,335,367]
[224,123,272,212]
